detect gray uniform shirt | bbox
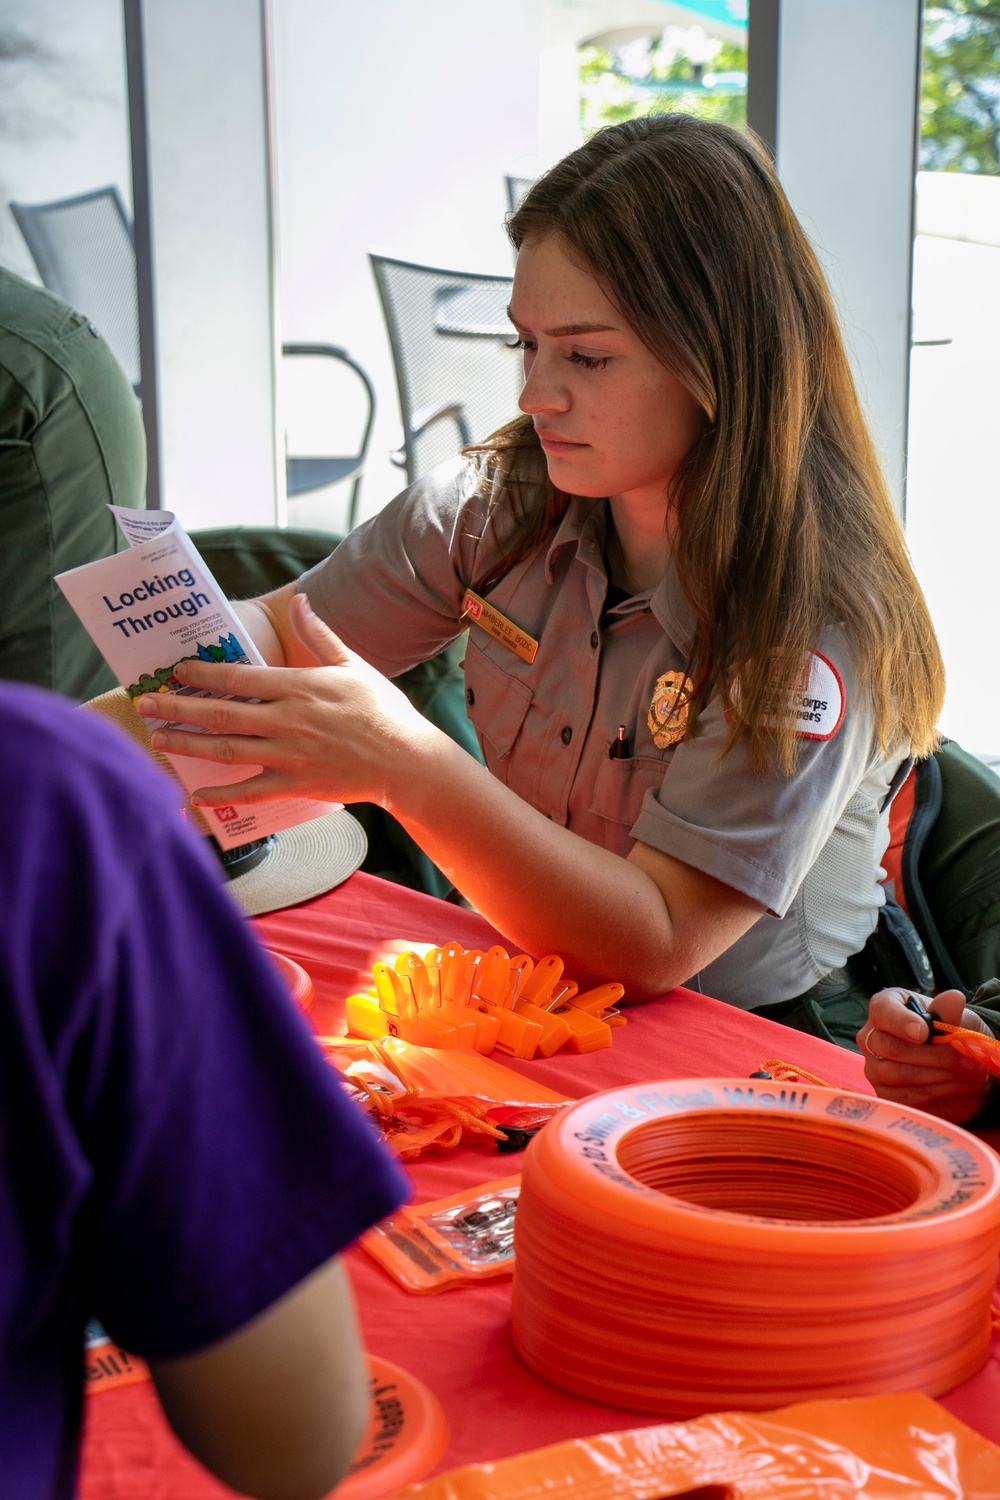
[303,455,904,1010]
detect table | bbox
[80,872,1000,1497]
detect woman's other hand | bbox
[858,987,995,1123]
[136,593,440,807]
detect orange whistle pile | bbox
[344,943,624,1059]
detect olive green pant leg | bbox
[753,969,872,1053]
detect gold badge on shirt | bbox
[648,671,694,748]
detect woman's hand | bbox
[136,594,440,807]
[858,987,995,1123]
[137,599,763,1001]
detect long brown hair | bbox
[471,114,943,772]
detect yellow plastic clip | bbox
[343,991,390,1040]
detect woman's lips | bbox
[536,430,588,453]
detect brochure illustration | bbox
[56,506,330,850]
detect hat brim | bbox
[225,808,367,917]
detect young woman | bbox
[138,114,944,1038]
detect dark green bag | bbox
[894,739,1000,996]
[757,740,1000,1052]
[845,739,1000,1002]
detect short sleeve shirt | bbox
[303,457,905,1009]
[0,683,408,1500]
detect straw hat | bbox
[82,688,367,917]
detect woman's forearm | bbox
[385,728,760,1000]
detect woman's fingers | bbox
[188,770,300,807]
[148,726,274,767]
[153,658,290,699]
[860,986,994,1123]
[864,987,933,1044]
[140,693,278,738]
[863,1050,983,1087]
[133,601,433,805]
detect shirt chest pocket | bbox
[462,638,534,785]
[590,754,669,850]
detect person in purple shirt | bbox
[0,681,408,1499]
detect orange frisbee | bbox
[337,1354,449,1500]
[267,948,315,1014]
[513,1078,1000,1415]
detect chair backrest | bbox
[10,187,140,389]
[505,175,534,213]
[370,253,521,485]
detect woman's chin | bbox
[540,456,608,498]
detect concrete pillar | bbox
[748,0,923,515]
[124,0,284,524]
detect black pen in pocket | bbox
[608,724,630,760]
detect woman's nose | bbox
[518,352,570,416]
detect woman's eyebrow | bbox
[506,306,620,338]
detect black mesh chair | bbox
[9,187,374,526]
[505,175,534,213]
[11,187,140,390]
[369,253,521,485]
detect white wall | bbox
[138,0,282,527]
[270,0,544,530]
[908,173,1000,757]
[773,0,921,514]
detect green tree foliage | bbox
[922,2,1000,174]
[580,35,747,138]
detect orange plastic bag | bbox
[320,1036,569,1159]
[391,1392,1000,1499]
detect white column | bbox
[749,0,923,515]
[125,0,283,526]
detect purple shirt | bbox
[0,683,408,1498]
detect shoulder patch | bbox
[784,652,845,740]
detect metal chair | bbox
[9,186,373,525]
[280,343,374,530]
[370,253,521,486]
[11,187,141,390]
[505,175,534,213]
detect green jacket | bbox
[0,265,145,700]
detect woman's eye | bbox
[568,351,609,371]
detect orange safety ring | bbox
[512,1078,1000,1416]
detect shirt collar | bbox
[649,559,697,657]
[544,497,697,656]
[543,495,608,581]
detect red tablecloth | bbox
[80,872,1000,1497]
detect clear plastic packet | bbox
[362,1175,521,1292]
